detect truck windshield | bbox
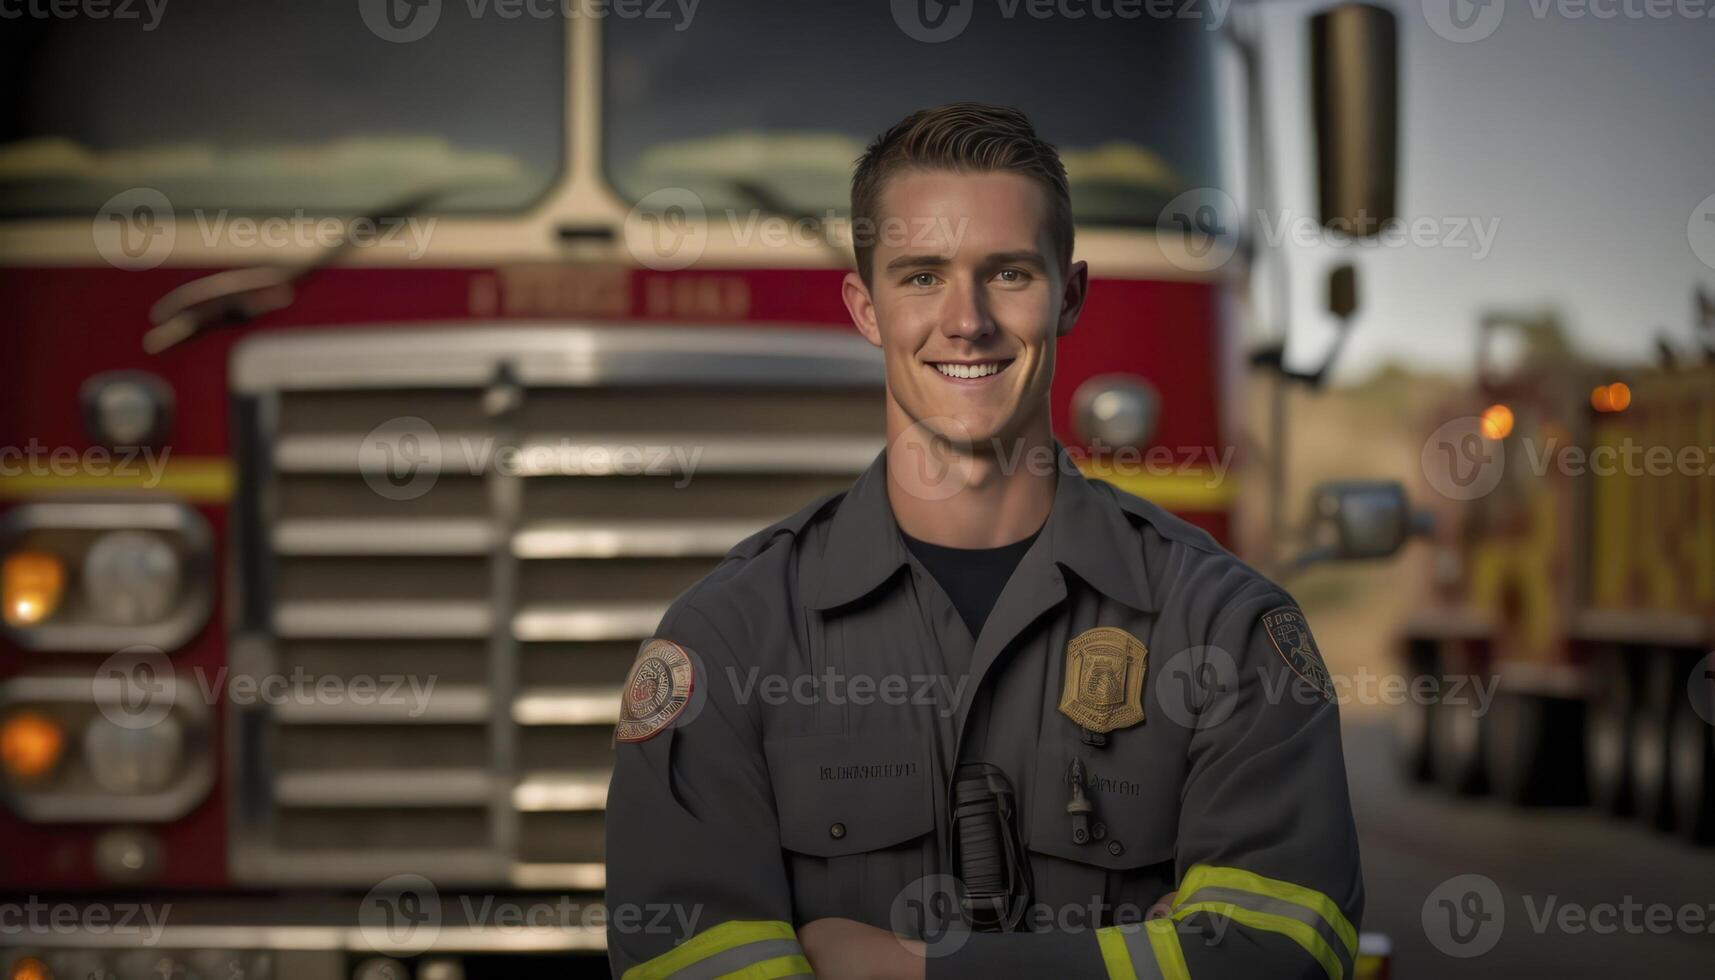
[603,4,1222,228]
[0,1,564,217]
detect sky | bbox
[1251,0,1715,383]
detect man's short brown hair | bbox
[849,102,1073,286]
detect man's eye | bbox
[907,272,939,287]
[995,268,1030,284]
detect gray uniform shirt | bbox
[606,444,1363,980]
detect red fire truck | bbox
[0,2,1402,976]
[1396,311,1715,844]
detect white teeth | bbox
[933,362,1004,379]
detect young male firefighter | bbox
[605,103,1361,980]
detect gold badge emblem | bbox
[1058,627,1148,733]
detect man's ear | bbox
[842,270,882,348]
[1056,259,1090,338]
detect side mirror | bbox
[1311,3,1399,238]
[1300,480,1425,565]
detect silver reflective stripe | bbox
[1178,885,1354,977]
[1113,922,1168,980]
[670,937,807,980]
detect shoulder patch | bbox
[616,638,696,743]
[1261,606,1334,702]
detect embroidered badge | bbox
[615,638,695,743]
[1262,606,1334,701]
[1058,627,1148,733]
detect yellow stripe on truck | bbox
[0,457,232,502]
[1078,459,1235,511]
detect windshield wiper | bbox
[142,184,461,354]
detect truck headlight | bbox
[83,714,184,794]
[0,503,211,653]
[1073,375,1161,451]
[83,531,181,626]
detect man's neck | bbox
[884,407,1057,549]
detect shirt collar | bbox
[800,439,1155,612]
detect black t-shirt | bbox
[899,524,1043,643]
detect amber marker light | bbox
[1,710,66,785]
[1479,404,1514,440]
[1592,382,1632,413]
[3,551,66,627]
[10,956,52,980]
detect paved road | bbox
[1345,718,1715,978]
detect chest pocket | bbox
[1027,728,1179,873]
[764,731,936,924]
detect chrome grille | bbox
[228,325,883,887]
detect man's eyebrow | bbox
[985,250,1049,270]
[883,254,952,273]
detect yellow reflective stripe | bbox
[1096,925,1135,979]
[0,457,233,502]
[1176,864,1357,956]
[1078,460,1234,511]
[715,954,813,980]
[1144,919,1191,980]
[623,920,798,980]
[1174,902,1344,980]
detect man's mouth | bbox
[929,359,1015,381]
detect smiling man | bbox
[605,103,1362,980]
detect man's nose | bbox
[942,278,996,342]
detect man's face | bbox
[842,169,1088,452]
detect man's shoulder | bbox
[1097,478,1293,613]
[655,488,846,656]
